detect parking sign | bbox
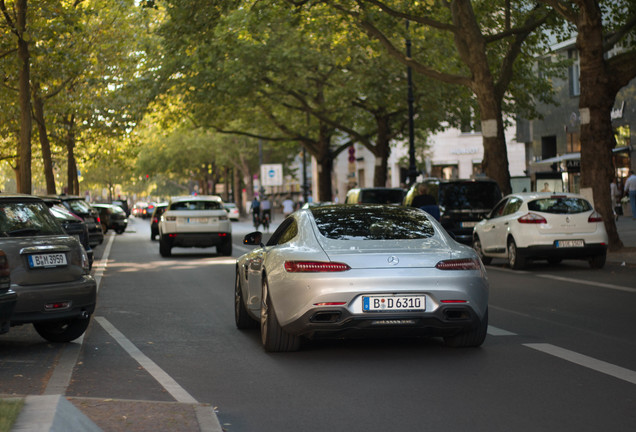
[260,164,283,186]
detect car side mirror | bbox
[243,231,263,246]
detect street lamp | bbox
[406,20,418,186]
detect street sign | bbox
[261,164,283,186]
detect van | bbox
[404,178,502,244]
[345,187,406,205]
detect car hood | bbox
[317,237,453,269]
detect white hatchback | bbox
[158,195,232,257]
[472,192,608,269]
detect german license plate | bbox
[187,217,208,224]
[461,221,477,228]
[28,253,67,268]
[556,240,584,248]
[363,295,426,312]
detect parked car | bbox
[0,194,96,342]
[158,195,232,257]
[0,250,17,334]
[92,203,128,234]
[43,199,94,269]
[223,202,240,221]
[44,195,104,248]
[150,202,168,241]
[111,199,130,217]
[404,178,502,244]
[344,187,406,204]
[236,204,489,352]
[472,192,608,269]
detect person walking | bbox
[611,178,621,220]
[624,170,636,220]
[282,196,294,218]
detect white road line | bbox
[524,343,636,385]
[95,316,198,404]
[487,326,517,336]
[93,233,115,293]
[535,274,636,293]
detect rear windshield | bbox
[527,197,592,214]
[170,200,223,211]
[65,199,93,214]
[0,202,65,236]
[439,182,501,210]
[311,205,435,240]
[359,189,405,204]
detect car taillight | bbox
[588,211,603,223]
[284,261,351,272]
[435,258,481,270]
[518,212,547,224]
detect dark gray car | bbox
[0,250,17,334]
[0,194,96,342]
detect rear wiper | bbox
[7,228,42,236]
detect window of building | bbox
[568,49,580,97]
[567,132,580,153]
[541,136,557,159]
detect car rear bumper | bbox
[282,305,482,339]
[520,242,607,259]
[10,275,97,324]
[164,233,231,248]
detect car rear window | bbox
[439,182,502,210]
[170,200,223,211]
[65,199,93,214]
[0,202,65,236]
[311,205,435,240]
[358,189,405,204]
[527,197,592,214]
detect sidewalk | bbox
[8,215,636,432]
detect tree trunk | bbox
[372,115,390,187]
[32,87,56,194]
[65,115,79,195]
[17,0,32,194]
[576,5,623,251]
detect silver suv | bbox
[0,194,96,342]
[158,195,232,257]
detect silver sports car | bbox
[235,204,489,352]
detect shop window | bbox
[541,136,557,159]
[567,132,580,153]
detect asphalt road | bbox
[2,216,636,431]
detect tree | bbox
[310,0,555,195]
[538,0,636,251]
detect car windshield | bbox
[439,182,501,210]
[170,200,223,210]
[66,199,92,214]
[359,189,405,204]
[527,197,592,214]
[0,201,65,236]
[311,205,435,240]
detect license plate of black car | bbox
[28,253,68,268]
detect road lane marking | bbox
[535,274,636,293]
[524,343,636,385]
[93,233,115,293]
[487,326,517,336]
[95,316,198,403]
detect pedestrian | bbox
[282,196,294,218]
[611,178,621,220]
[625,170,636,220]
[410,183,440,221]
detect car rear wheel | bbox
[589,252,606,269]
[115,227,125,234]
[472,236,492,265]
[33,317,91,343]
[260,278,300,352]
[235,270,258,329]
[507,238,526,270]
[159,236,172,257]
[444,309,488,348]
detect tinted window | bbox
[439,182,501,210]
[359,189,405,204]
[0,202,65,236]
[170,200,223,210]
[267,218,297,246]
[65,199,92,214]
[503,197,523,215]
[311,205,435,240]
[527,197,592,214]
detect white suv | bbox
[158,195,232,257]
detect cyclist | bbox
[251,196,261,229]
[261,196,272,231]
